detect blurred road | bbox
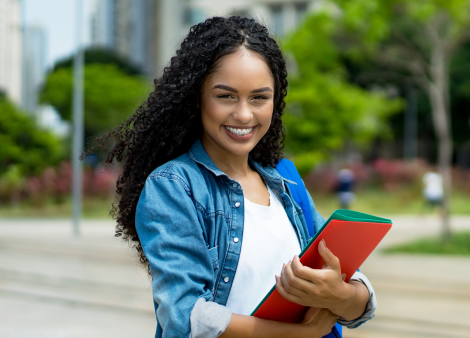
[0,215,469,338]
[0,219,155,338]
[345,215,470,338]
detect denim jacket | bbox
[135,139,376,338]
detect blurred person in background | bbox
[422,168,444,214]
[336,168,355,209]
[91,17,376,338]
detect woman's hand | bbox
[275,239,354,314]
[301,307,339,338]
[221,307,338,338]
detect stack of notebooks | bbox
[251,209,392,323]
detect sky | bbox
[24,0,94,69]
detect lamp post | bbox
[72,0,84,236]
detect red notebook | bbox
[251,210,392,323]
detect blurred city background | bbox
[0,0,469,337]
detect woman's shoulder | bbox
[139,152,218,215]
[146,152,207,186]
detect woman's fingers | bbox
[302,307,339,337]
[301,307,320,324]
[318,239,341,273]
[277,248,348,309]
[280,260,311,297]
[290,255,337,285]
[275,275,305,304]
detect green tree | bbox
[40,63,149,138]
[52,47,145,76]
[333,0,470,240]
[282,12,403,175]
[0,97,63,176]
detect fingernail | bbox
[321,239,326,248]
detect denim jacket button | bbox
[233,237,239,243]
[224,276,230,283]
[233,183,238,188]
[234,202,240,208]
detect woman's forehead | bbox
[205,49,274,88]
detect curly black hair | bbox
[98,16,288,268]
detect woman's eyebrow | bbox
[212,84,238,92]
[211,85,273,93]
[251,87,273,93]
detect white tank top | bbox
[225,186,301,315]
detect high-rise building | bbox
[154,0,315,73]
[90,0,315,78]
[0,0,22,104]
[91,0,159,76]
[91,0,116,48]
[22,25,47,114]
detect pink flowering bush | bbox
[371,159,427,191]
[303,161,373,193]
[0,161,120,207]
[304,158,470,193]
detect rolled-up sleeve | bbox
[136,173,226,338]
[306,191,377,328]
[337,271,376,328]
[189,298,232,338]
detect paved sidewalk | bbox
[0,216,469,337]
[344,215,470,338]
[0,219,155,338]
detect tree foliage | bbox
[331,0,470,239]
[40,63,149,138]
[52,47,145,76]
[282,12,403,175]
[0,97,63,176]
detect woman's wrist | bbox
[221,313,331,338]
[328,280,368,320]
[327,281,356,316]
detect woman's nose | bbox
[233,101,253,123]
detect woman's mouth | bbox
[223,125,256,141]
[224,126,254,136]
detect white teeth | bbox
[225,126,253,136]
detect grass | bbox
[311,188,470,217]
[0,187,468,219]
[384,231,470,255]
[0,197,113,219]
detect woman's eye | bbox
[217,94,233,99]
[253,95,269,100]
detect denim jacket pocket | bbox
[207,246,219,270]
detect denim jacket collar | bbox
[188,139,297,189]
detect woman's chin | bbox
[202,130,264,158]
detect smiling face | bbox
[200,48,274,160]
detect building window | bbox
[295,2,308,23]
[184,7,206,26]
[271,5,283,36]
[230,9,251,19]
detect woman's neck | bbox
[201,138,252,182]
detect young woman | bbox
[102,16,376,338]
